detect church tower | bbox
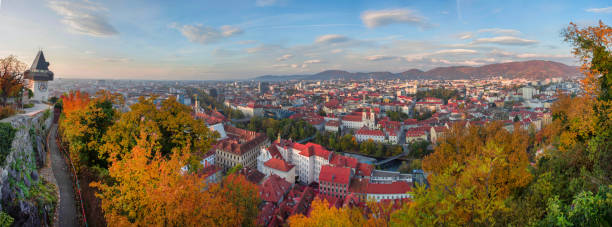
[24,51,54,102]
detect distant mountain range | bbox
[254,60,580,81]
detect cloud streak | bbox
[366,55,399,61]
[276,54,293,61]
[361,9,430,28]
[477,28,521,35]
[173,24,243,44]
[434,49,477,54]
[315,34,350,44]
[472,36,537,45]
[586,6,612,13]
[48,0,118,37]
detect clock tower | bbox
[24,51,54,102]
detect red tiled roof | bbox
[267,145,282,158]
[239,167,265,184]
[307,119,324,125]
[257,202,277,227]
[416,101,443,105]
[330,155,358,169]
[423,97,442,102]
[296,142,331,158]
[348,178,369,194]
[406,130,426,137]
[356,163,373,177]
[325,120,340,127]
[404,119,418,125]
[432,126,447,133]
[366,181,411,194]
[319,165,351,185]
[217,126,267,155]
[356,127,385,137]
[259,174,292,203]
[264,158,294,172]
[342,115,362,122]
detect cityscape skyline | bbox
[0,0,610,80]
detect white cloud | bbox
[458,60,481,66]
[430,58,482,66]
[315,34,350,44]
[458,33,473,40]
[361,8,429,28]
[472,36,537,45]
[304,59,322,64]
[48,1,118,37]
[479,58,497,63]
[430,58,452,64]
[586,6,612,13]
[290,64,299,68]
[477,28,521,35]
[365,55,397,61]
[331,49,344,54]
[276,54,293,61]
[490,49,514,57]
[174,24,243,44]
[490,49,571,59]
[515,53,571,58]
[434,49,477,54]
[221,25,243,36]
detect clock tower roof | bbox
[24,50,54,81]
[30,50,50,71]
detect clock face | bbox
[38,82,47,92]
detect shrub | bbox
[0,122,16,165]
[0,211,13,227]
[29,180,58,224]
[0,106,17,119]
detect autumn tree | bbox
[60,90,91,116]
[391,122,532,226]
[101,96,217,165]
[288,198,367,227]
[214,174,261,227]
[59,90,119,170]
[0,55,26,106]
[92,132,240,226]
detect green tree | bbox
[101,96,217,163]
[60,91,120,169]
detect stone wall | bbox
[0,107,55,226]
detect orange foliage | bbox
[92,131,257,226]
[288,198,365,227]
[564,21,612,96]
[61,90,90,116]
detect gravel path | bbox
[49,124,79,227]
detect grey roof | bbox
[30,51,50,70]
[24,51,54,81]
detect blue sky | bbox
[0,0,610,80]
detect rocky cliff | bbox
[0,108,56,226]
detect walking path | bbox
[48,124,79,227]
